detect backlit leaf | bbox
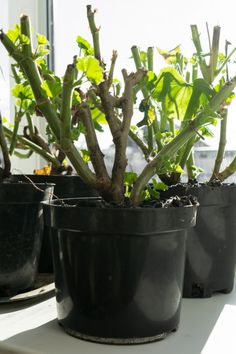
[76,56,103,84]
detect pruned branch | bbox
[77,102,110,185]
[108,50,118,87]
[87,5,102,63]
[111,68,148,201]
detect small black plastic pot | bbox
[43,198,197,344]
[14,175,98,273]
[0,182,54,296]
[163,184,236,298]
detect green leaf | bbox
[147,185,160,199]
[76,56,103,84]
[7,25,20,43]
[124,172,138,186]
[152,67,193,120]
[36,45,50,58]
[147,107,155,126]
[152,179,168,191]
[72,90,81,104]
[80,149,91,162]
[91,107,107,124]
[36,33,49,45]
[140,51,147,66]
[175,165,185,173]
[41,80,62,98]
[76,36,94,56]
[12,83,33,100]
[157,45,181,64]
[19,34,30,44]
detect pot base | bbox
[62,324,171,344]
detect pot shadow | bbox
[0,291,55,315]
[2,292,236,354]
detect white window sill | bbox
[0,277,236,354]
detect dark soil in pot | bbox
[162,183,236,298]
[0,180,54,296]
[43,196,198,344]
[13,174,98,273]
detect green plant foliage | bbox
[76,56,103,84]
[80,149,91,162]
[11,83,33,100]
[41,79,62,98]
[76,36,94,56]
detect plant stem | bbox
[9,108,22,155]
[87,5,102,63]
[108,50,118,87]
[78,102,110,182]
[191,24,210,83]
[147,47,154,71]
[0,113,11,177]
[26,112,35,137]
[4,125,61,168]
[60,64,75,149]
[210,107,228,180]
[186,152,195,181]
[218,156,236,181]
[209,26,220,83]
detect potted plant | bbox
[173,25,236,298]
[0,111,54,296]
[3,66,99,272]
[1,6,235,343]
[131,25,236,298]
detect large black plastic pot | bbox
[0,182,54,296]
[163,184,236,298]
[43,198,197,344]
[14,175,98,273]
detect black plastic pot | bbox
[13,175,98,273]
[0,182,54,296]
[43,198,197,344]
[163,184,236,298]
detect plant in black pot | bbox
[3,64,98,272]
[175,25,236,298]
[133,24,236,298]
[0,112,54,297]
[1,7,236,343]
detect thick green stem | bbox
[131,46,149,96]
[9,108,22,155]
[26,112,35,137]
[191,24,210,83]
[209,26,220,83]
[0,113,11,177]
[87,5,101,63]
[131,75,236,205]
[210,107,228,180]
[131,45,158,152]
[20,14,33,56]
[60,64,75,149]
[186,152,195,181]
[180,136,196,169]
[218,157,236,181]
[147,47,154,71]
